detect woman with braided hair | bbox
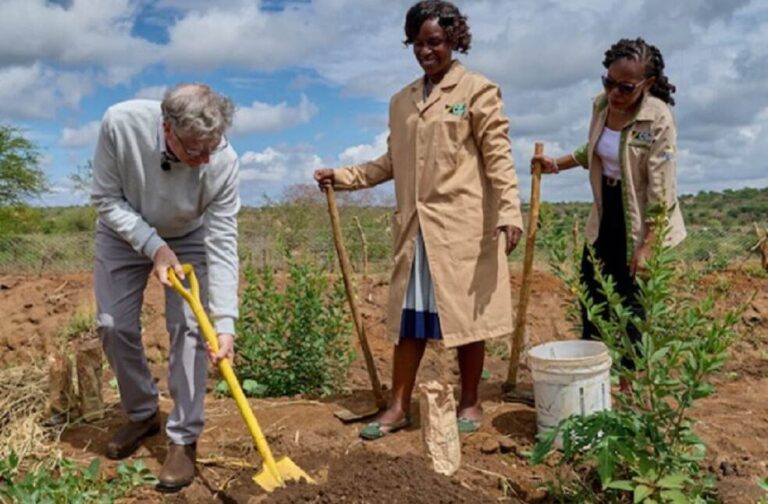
[532,38,686,387]
[315,0,523,439]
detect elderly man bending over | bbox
[91,84,240,492]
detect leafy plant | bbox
[233,259,355,397]
[531,213,747,503]
[0,451,157,503]
[537,203,584,327]
[57,309,97,343]
[758,477,768,504]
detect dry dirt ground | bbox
[1,267,767,503]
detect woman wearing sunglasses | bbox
[532,38,686,385]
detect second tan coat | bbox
[573,93,686,259]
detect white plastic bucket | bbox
[528,340,612,449]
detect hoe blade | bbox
[333,405,380,423]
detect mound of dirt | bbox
[261,451,495,504]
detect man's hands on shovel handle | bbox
[209,333,235,365]
[153,245,184,287]
[158,253,236,366]
[314,169,334,190]
[495,225,523,255]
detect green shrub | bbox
[531,213,747,503]
[758,478,768,504]
[0,206,45,235]
[0,451,157,503]
[537,204,583,327]
[57,309,96,343]
[233,260,355,398]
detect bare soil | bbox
[1,267,766,503]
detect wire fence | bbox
[0,211,764,277]
[0,208,395,275]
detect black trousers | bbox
[580,176,644,367]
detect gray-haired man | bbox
[91,84,240,492]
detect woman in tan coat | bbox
[532,38,686,385]
[315,0,523,439]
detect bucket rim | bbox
[527,340,611,363]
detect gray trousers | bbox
[94,222,208,445]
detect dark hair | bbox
[603,37,676,106]
[404,0,471,54]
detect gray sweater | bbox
[91,99,240,334]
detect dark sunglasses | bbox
[601,75,647,94]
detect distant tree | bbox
[278,182,384,207]
[0,125,47,206]
[69,159,93,195]
[280,183,325,206]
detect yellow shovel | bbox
[168,264,314,492]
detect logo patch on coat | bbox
[662,146,675,161]
[631,130,653,144]
[446,103,467,116]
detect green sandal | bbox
[457,416,480,433]
[359,415,411,441]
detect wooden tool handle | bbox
[505,142,544,389]
[325,188,386,409]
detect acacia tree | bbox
[0,125,46,206]
[68,159,93,195]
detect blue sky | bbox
[1,0,766,207]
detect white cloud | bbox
[338,132,388,165]
[164,3,319,71]
[239,146,323,185]
[59,120,101,148]
[0,0,162,119]
[240,148,289,183]
[457,0,767,201]
[2,0,766,203]
[233,95,318,135]
[162,0,412,88]
[0,63,93,120]
[154,0,227,12]
[134,85,167,100]
[0,0,161,76]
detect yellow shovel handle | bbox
[168,265,283,485]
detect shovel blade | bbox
[253,456,315,492]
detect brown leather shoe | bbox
[157,443,196,493]
[105,412,160,460]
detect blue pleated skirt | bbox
[399,229,442,341]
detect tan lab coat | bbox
[334,61,523,348]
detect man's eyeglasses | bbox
[173,129,228,159]
[601,75,647,95]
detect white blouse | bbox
[596,127,621,180]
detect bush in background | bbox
[231,259,355,398]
